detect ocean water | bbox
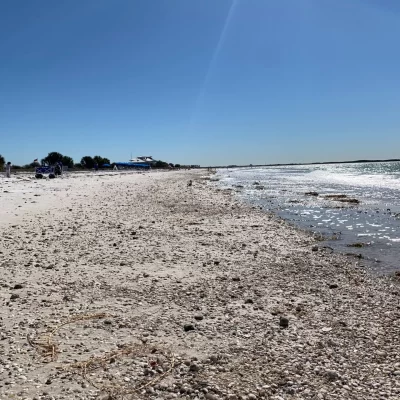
[216,162,400,274]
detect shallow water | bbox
[216,162,400,273]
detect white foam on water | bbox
[217,161,400,272]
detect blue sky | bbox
[1,0,400,166]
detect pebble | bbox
[325,370,340,381]
[189,363,200,372]
[329,283,339,289]
[13,284,24,289]
[184,324,195,332]
[279,316,289,328]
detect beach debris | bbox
[324,194,360,204]
[325,369,340,381]
[27,313,109,361]
[12,283,24,289]
[279,316,289,328]
[347,242,365,248]
[189,363,200,372]
[184,324,195,332]
[329,283,339,289]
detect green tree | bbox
[61,156,74,168]
[0,154,5,168]
[154,160,169,168]
[81,156,95,169]
[41,152,63,165]
[93,155,110,166]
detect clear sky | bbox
[1,0,400,166]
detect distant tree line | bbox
[1,151,183,170]
[41,152,74,168]
[79,155,110,169]
[39,152,110,169]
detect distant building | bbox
[129,156,156,165]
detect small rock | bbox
[13,284,24,289]
[143,273,150,278]
[10,293,20,300]
[312,245,318,251]
[194,315,204,321]
[325,370,340,381]
[279,316,289,328]
[244,298,254,304]
[189,363,200,372]
[329,283,338,289]
[232,277,240,281]
[184,324,195,332]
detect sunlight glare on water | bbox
[217,162,400,273]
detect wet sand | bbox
[0,170,399,400]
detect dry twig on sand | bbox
[64,344,175,398]
[27,313,176,398]
[27,312,108,362]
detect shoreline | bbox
[0,170,398,399]
[214,165,400,275]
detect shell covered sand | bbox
[0,171,399,400]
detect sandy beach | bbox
[0,170,399,400]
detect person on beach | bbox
[55,162,62,176]
[5,162,11,178]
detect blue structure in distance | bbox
[114,162,150,170]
